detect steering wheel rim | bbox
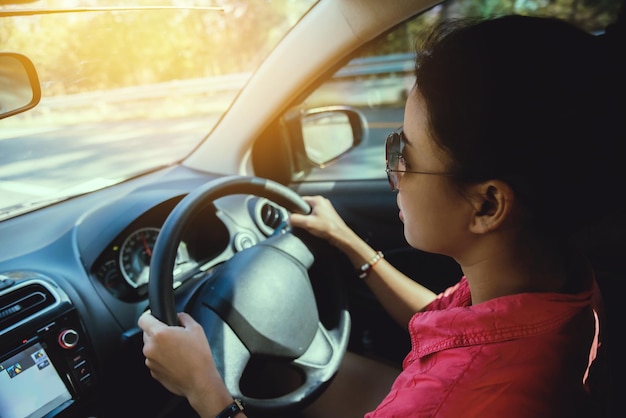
[148,175,351,414]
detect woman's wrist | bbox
[186,380,237,418]
[192,396,243,418]
[214,398,245,418]
[342,242,385,278]
[330,224,365,253]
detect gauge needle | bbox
[141,233,152,257]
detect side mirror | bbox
[0,52,41,120]
[297,106,367,166]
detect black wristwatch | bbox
[215,398,245,418]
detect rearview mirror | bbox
[0,52,41,120]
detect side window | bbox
[290,0,620,183]
[292,25,416,183]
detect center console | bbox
[0,274,98,418]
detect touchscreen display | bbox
[0,342,73,418]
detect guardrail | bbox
[21,53,416,119]
[335,52,416,78]
[38,72,249,108]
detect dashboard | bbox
[0,166,291,417]
[89,193,287,302]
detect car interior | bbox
[0,0,624,417]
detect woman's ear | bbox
[468,180,515,234]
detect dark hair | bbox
[414,15,624,237]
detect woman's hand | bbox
[138,312,235,417]
[290,195,436,325]
[289,195,354,249]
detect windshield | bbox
[0,0,317,220]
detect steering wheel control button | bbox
[58,328,80,349]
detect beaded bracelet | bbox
[357,251,384,279]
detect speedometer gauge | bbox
[119,227,191,288]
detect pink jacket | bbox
[365,277,599,418]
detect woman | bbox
[138,14,622,418]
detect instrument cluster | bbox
[91,201,229,301]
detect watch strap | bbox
[215,398,245,418]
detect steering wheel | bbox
[148,175,350,415]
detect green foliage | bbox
[0,0,315,94]
[358,0,621,57]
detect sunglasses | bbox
[385,128,455,191]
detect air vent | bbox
[252,198,289,236]
[260,202,285,229]
[0,283,57,332]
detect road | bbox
[0,107,403,213]
[0,117,212,210]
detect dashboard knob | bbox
[58,329,80,349]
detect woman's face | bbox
[398,88,475,257]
